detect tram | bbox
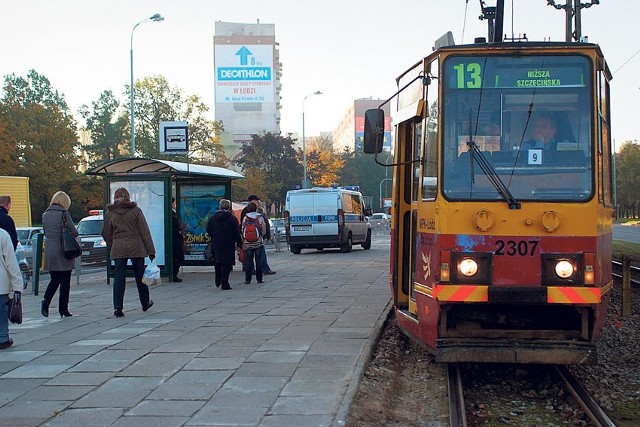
[364,2,613,364]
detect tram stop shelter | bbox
[87,157,244,282]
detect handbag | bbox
[7,291,22,325]
[62,213,82,260]
[204,242,214,261]
[238,247,246,263]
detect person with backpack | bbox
[241,202,266,284]
[240,195,276,275]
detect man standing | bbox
[171,198,185,282]
[0,196,18,250]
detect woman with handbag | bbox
[205,199,242,290]
[0,228,22,349]
[41,191,78,318]
[101,187,156,317]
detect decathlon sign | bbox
[214,44,274,103]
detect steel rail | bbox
[447,363,467,427]
[555,365,616,427]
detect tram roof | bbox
[432,41,604,56]
[86,157,244,180]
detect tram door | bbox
[394,116,423,313]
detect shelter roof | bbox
[86,158,244,180]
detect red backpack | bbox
[243,216,261,242]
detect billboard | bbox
[215,44,274,103]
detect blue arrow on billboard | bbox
[235,46,253,65]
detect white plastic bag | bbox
[142,260,161,285]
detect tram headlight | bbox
[458,258,478,277]
[450,252,491,284]
[542,254,582,285]
[554,260,575,279]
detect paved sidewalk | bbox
[0,236,391,426]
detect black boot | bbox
[41,299,50,317]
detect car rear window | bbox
[77,219,104,235]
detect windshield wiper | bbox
[467,139,521,209]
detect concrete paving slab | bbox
[0,236,392,425]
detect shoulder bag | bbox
[7,291,22,324]
[62,212,82,260]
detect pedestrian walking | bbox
[41,191,78,318]
[0,228,21,349]
[206,199,242,290]
[241,202,266,284]
[102,187,156,317]
[171,197,185,282]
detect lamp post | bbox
[130,13,164,157]
[302,90,322,189]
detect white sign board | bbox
[214,44,274,103]
[159,121,188,154]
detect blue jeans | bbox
[244,246,264,283]
[261,246,271,272]
[0,294,9,343]
[113,258,150,311]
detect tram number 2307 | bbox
[495,240,539,256]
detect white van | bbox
[285,187,372,254]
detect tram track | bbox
[555,365,616,427]
[447,363,467,427]
[448,363,616,427]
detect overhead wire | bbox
[461,0,470,44]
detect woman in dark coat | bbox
[41,191,78,318]
[101,187,156,317]
[206,199,242,290]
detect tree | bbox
[1,70,80,220]
[236,132,300,212]
[339,148,387,211]
[615,140,640,216]
[305,135,344,187]
[126,75,227,166]
[79,90,128,167]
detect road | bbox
[613,223,640,244]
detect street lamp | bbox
[302,90,322,188]
[130,13,164,157]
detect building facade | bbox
[213,21,282,165]
[332,98,392,153]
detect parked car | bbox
[76,211,107,263]
[368,213,390,229]
[271,218,286,242]
[16,226,44,263]
[15,242,32,286]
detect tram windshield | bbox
[441,54,593,202]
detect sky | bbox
[1,1,638,146]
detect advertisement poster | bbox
[214,44,274,103]
[179,184,226,260]
[108,180,166,265]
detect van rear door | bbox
[288,192,315,237]
[312,192,339,238]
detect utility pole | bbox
[546,0,600,42]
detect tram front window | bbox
[441,54,593,202]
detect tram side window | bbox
[422,100,439,200]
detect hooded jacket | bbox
[102,200,155,260]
